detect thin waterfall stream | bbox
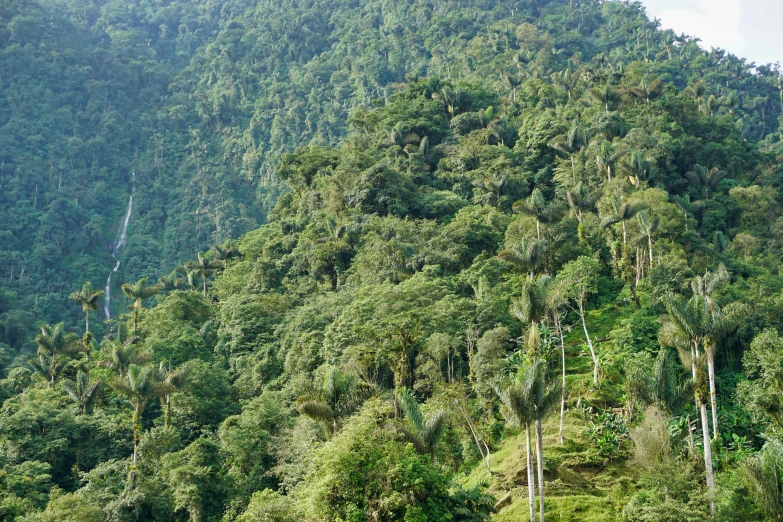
[104,173,135,320]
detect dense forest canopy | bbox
[2,0,783,520]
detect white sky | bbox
[639,0,783,67]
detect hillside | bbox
[2,0,783,520]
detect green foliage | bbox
[4,0,783,519]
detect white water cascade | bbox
[104,173,135,320]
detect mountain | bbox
[2,0,783,520]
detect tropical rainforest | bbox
[2,0,783,519]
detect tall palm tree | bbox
[511,276,553,357]
[29,353,66,386]
[111,364,173,475]
[532,359,561,522]
[549,123,589,185]
[513,188,562,239]
[158,363,188,428]
[622,151,655,189]
[659,292,717,515]
[589,83,623,112]
[395,387,447,462]
[158,266,188,294]
[296,367,373,437]
[100,335,151,378]
[601,195,643,247]
[635,210,660,269]
[628,78,664,107]
[499,237,548,279]
[185,252,225,296]
[121,277,163,331]
[62,370,102,413]
[492,364,538,522]
[69,282,103,333]
[595,140,620,182]
[689,265,748,440]
[33,323,86,385]
[685,164,728,199]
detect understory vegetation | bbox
[3,0,783,520]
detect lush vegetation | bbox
[3,0,783,519]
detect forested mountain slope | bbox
[3,0,783,520]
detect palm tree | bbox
[185,252,225,296]
[659,292,717,515]
[685,164,728,199]
[513,188,562,239]
[62,370,102,413]
[566,182,596,224]
[111,364,173,475]
[395,388,447,462]
[549,123,589,185]
[689,265,748,440]
[531,359,561,522]
[492,364,538,522]
[547,281,569,443]
[511,276,552,357]
[69,282,103,333]
[121,277,163,330]
[589,84,623,112]
[601,195,643,247]
[685,80,708,112]
[622,151,655,189]
[33,323,86,385]
[30,353,66,386]
[296,367,373,437]
[595,140,620,182]
[635,210,660,269]
[628,78,664,107]
[158,267,188,294]
[742,441,783,521]
[499,237,548,279]
[158,363,188,428]
[100,335,151,378]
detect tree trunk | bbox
[165,395,171,428]
[570,155,576,186]
[647,234,654,267]
[459,403,491,475]
[707,350,719,440]
[526,425,536,522]
[536,419,545,522]
[700,402,716,516]
[580,301,598,385]
[556,315,566,444]
[85,311,90,334]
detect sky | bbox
[639,0,783,68]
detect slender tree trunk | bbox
[579,300,598,385]
[570,155,577,186]
[647,234,654,267]
[536,418,545,522]
[700,401,716,516]
[459,403,491,475]
[526,425,536,522]
[556,314,566,444]
[536,219,541,240]
[165,395,171,428]
[687,414,696,460]
[85,311,90,334]
[707,350,719,440]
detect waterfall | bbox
[104,173,135,320]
